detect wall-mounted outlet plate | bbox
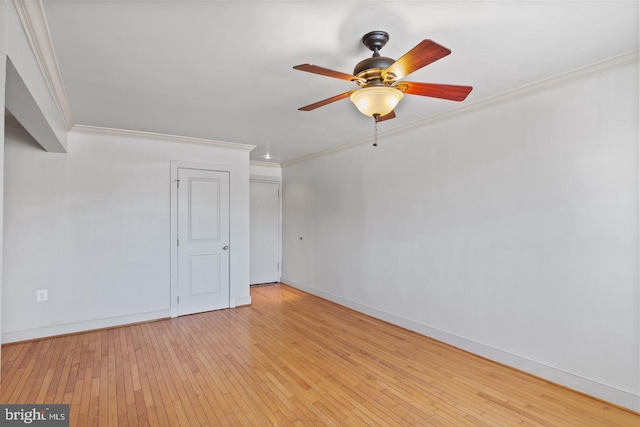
[36,289,48,302]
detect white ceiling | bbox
[41,1,639,163]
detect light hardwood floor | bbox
[1,284,638,426]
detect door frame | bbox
[249,179,282,285]
[170,160,234,318]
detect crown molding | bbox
[12,0,74,130]
[250,160,282,168]
[282,49,640,167]
[71,124,256,151]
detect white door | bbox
[178,168,230,315]
[250,181,280,285]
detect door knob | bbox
[222,245,229,250]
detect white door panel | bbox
[178,168,230,315]
[189,254,221,295]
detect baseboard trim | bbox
[281,278,640,412]
[1,309,171,344]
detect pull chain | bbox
[373,115,378,147]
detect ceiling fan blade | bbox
[293,64,358,82]
[382,40,451,81]
[399,82,473,101]
[376,110,396,122]
[298,91,355,111]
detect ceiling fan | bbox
[294,31,473,122]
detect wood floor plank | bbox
[1,283,638,426]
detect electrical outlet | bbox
[36,289,48,302]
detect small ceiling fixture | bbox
[294,30,473,123]
[262,146,272,160]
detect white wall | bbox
[3,126,251,342]
[1,0,73,349]
[281,63,639,410]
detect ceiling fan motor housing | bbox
[353,56,395,86]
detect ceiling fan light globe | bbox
[350,87,403,117]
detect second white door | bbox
[178,168,230,315]
[250,181,280,285]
